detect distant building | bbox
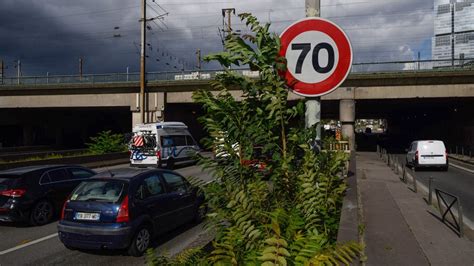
[432,0,474,67]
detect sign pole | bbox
[305,0,321,146]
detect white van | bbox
[129,122,200,168]
[406,140,448,171]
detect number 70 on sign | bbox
[279,18,352,97]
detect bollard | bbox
[402,166,407,183]
[459,204,464,237]
[413,168,418,193]
[428,177,434,205]
[395,157,399,174]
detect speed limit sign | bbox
[279,17,352,97]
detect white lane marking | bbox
[0,233,58,255]
[449,163,474,174]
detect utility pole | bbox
[221,8,235,39]
[17,60,21,85]
[305,0,321,145]
[0,60,3,85]
[139,0,168,124]
[140,0,147,124]
[79,57,83,80]
[196,48,202,71]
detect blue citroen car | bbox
[57,168,206,256]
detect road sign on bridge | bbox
[279,17,353,97]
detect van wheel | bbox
[167,158,175,169]
[30,200,54,226]
[128,226,151,257]
[442,165,449,171]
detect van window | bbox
[173,135,187,146]
[161,135,187,147]
[185,135,196,146]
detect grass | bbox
[0,151,97,164]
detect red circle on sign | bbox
[279,18,352,97]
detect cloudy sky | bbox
[0,0,435,76]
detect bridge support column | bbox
[131,92,166,127]
[340,99,355,151]
[22,125,34,146]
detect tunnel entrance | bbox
[0,107,131,149]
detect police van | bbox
[129,122,200,168]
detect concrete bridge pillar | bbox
[131,92,166,127]
[22,125,34,146]
[339,88,356,150]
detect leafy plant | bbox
[148,13,360,265]
[86,130,127,154]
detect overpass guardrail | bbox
[0,58,473,86]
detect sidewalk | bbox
[357,152,474,266]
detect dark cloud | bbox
[0,0,435,76]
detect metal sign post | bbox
[279,9,353,151]
[305,0,321,146]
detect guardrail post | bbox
[428,176,434,205]
[456,146,458,155]
[461,146,464,157]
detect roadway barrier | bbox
[0,152,129,171]
[378,147,466,238]
[435,189,464,237]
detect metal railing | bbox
[0,58,473,87]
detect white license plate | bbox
[75,212,100,221]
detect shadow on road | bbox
[75,222,201,257]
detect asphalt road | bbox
[395,154,474,223]
[0,163,213,266]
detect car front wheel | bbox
[128,227,151,257]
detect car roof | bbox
[93,167,176,180]
[0,165,85,175]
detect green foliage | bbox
[148,13,360,265]
[86,130,126,154]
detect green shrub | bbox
[86,130,126,154]
[147,13,360,265]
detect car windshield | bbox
[0,175,19,191]
[70,180,125,203]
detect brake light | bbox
[116,195,129,223]
[415,151,419,161]
[60,200,68,220]
[0,189,27,198]
[156,150,161,160]
[445,149,448,157]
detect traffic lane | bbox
[0,221,206,265]
[0,222,58,251]
[0,163,212,263]
[395,154,474,221]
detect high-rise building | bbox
[432,0,474,67]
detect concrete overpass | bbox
[1,69,474,149]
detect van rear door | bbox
[418,141,446,165]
